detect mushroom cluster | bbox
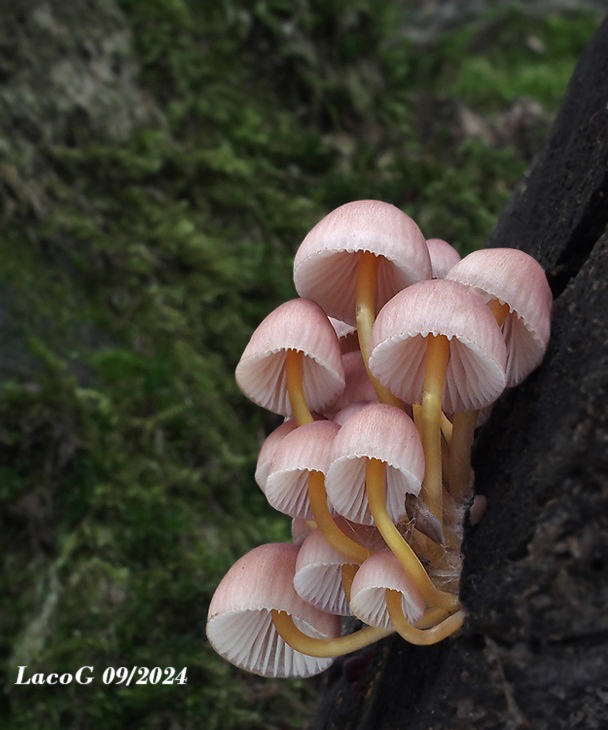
[206,200,552,678]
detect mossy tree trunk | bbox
[312,15,608,730]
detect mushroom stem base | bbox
[365,458,460,612]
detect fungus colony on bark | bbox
[206,200,552,678]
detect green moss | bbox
[416,8,600,111]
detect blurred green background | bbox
[0,1,602,727]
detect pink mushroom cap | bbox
[369,279,507,412]
[426,238,462,279]
[206,543,339,677]
[350,550,425,629]
[325,403,424,525]
[266,420,340,519]
[255,419,299,492]
[293,519,383,616]
[445,248,552,386]
[323,351,377,417]
[332,402,373,427]
[293,200,431,326]
[235,298,345,417]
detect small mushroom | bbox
[294,200,431,326]
[445,248,552,387]
[294,200,431,405]
[426,238,461,279]
[369,279,507,520]
[326,403,458,612]
[350,549,425,629]
[351,551,465,645]
[326,403,424,526]
[266,420,369,563]
[206,543,340,677]
[235,298,345,424]
[444,249,552,498]
[294,519,383,615]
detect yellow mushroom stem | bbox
[413,405,453,445]
[286,349,369,564]
[365,458,460,611]
[355,252,402,408]
[271,610,392,658]
[447,299,509,500]
[412,402,423,432]
[285,349,314,426]
[415,606,452,630]
[421,334,450,522]
[386,590,465,644]
[340,563,359,603]
[308,471,370,564]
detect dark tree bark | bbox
[312,16,608,730]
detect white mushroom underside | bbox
[326,456,420,525]
[237,350,344,417]
[457,287,546,387]
[265,469,314,520]
[370,333,506,412]
[296,250,420,327]
[444,249,552,359]
[350,587,423,630]
[294,563,353,616]
[206,610,334,678]
[502,310,546,387]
